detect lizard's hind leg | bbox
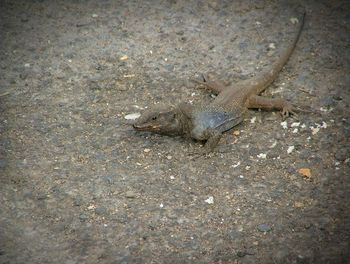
[192,73,228,94]
[246,95,297,119]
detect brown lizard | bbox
[133,12,306,152]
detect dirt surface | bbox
[1,0,350,263]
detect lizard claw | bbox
[188,147,212,158]
[191,74,210,86]
[190,77,205,88]
[281,103,298,119]
[201,73,210,83]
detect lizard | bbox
[133,12,306,152]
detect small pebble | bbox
[290,17,299,24]
[227,229,242,240]
[87,204,96,210]
[0,159,7,168]
[257,223,271,232]
[95,207,107,215]
[123,74,135,78]
[257,153,267,159]
[232,130,240,136]
[298,168,311,178]
[164,64,174,71]
[73,197,82,206]
[269,141,277,148]
[79,214,89,221]
[280,121,288,129]
[287,146,295,154]
[124,113,141,120]
[119,55,128,61]
[294,201,304,208]
[335,147,350,161]
[267,50,275,56]
[237,251,248,257]
[205,196,214,204]
[233,161,240,168]
[125,191,137,198]
[311,127,320,135]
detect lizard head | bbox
[133,106,183,136]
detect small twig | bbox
[0,91,10,97]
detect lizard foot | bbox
[191,73,227,94]
[188,148,213,158]
[281,103,298,120]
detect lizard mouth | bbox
[132,124,146,130]
[133,124,160,131]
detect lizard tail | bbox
[253,11,306,95]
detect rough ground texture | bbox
[1,0,349,263]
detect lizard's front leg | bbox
[189,128,223,156]
[246,95,297,119]
[204,128,223,153]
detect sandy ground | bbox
[1,0,349,263]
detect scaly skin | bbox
[133,12,305,152]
